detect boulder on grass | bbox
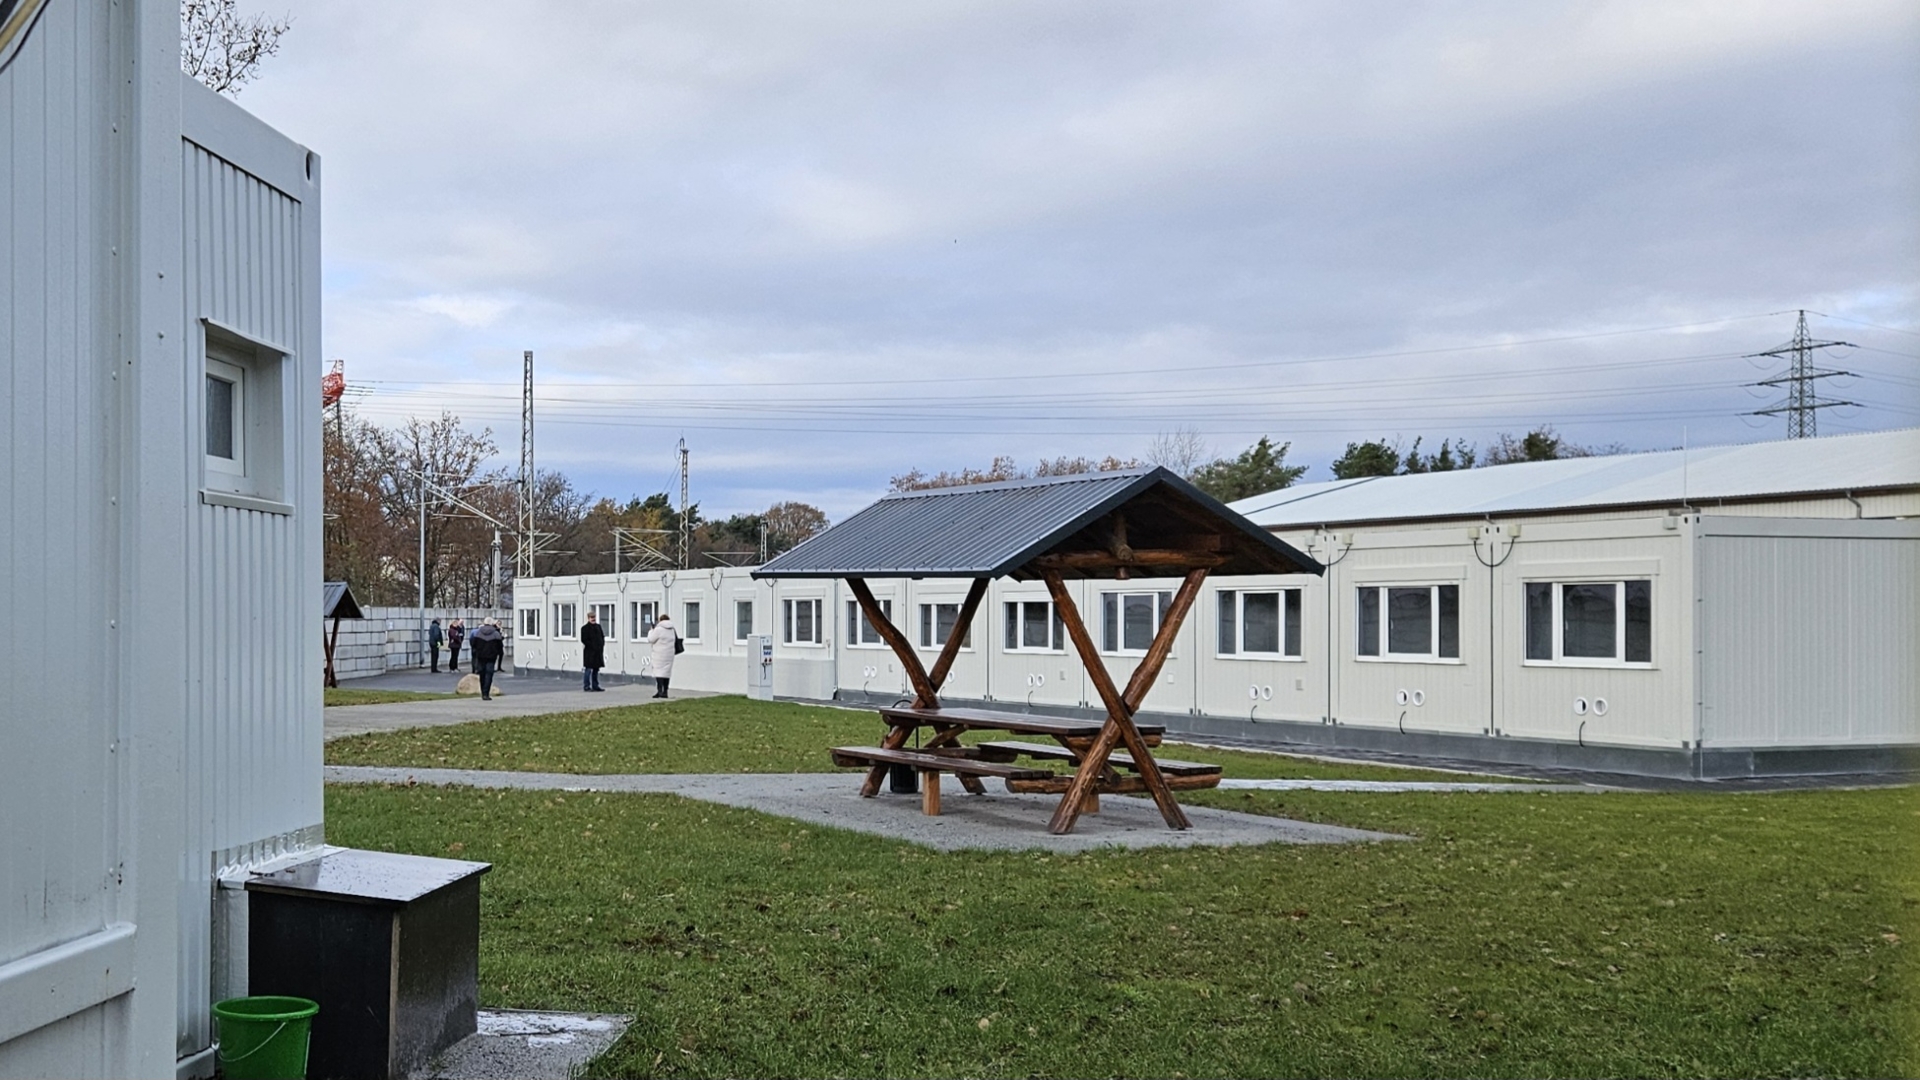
[454,673,499,697]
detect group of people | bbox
[578,610,678,698]
[426,616,507,700]
[427,610,676,700]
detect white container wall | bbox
[517,505,1919,777]
[3,1,193,1073]
[176,77,325,1061]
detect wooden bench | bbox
[976,740,1224,778]
[829,746,1051,816]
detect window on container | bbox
[918,602,974,650]
[591,603,617,638]
[845,598,892,646]
[1524,580,1653,665]
[1003,601,1062,651]
[631,600,659,639]
[552,603,577,638]
[1356,584,1459,661]
[783,598,822,645]
[735,599,754,643]
[1100,590,1173,653]
[200,328,287,507]
[683,601,702,642]
[1218,589,1303,659]
[518,608,541,638]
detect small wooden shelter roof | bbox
[323,581,364,620]
[753,467,1321,581]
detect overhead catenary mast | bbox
[678,437,691,570]
[517,349,536,578]
[1748,311,1857,438]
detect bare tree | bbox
[1144,426,1211,478]
[181,0,290,95]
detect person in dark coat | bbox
[468,618,505,700]
[447,618,466,674]
[427,618,444,672]
[580,609,606,692]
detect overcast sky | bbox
[238,0,1920,521]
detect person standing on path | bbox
[447,618,466,674]
[427,618,444,673]
[580,609,606,692]
[468,617,505,700]
[645,613,678,698]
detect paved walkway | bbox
[325,670,713,741]
[326,765,1409,852]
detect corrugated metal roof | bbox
[1232,428,1920,528]
[323,581,364,620]
[755,467,1321,579]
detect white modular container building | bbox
[516,430,1918,779]
[1,2,324,1074]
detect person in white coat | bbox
[645,614,678,698]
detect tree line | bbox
[890,425,1627,505]
[324,409,828,607]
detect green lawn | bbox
[323,695,1523,783]
[326,782,1918,1078]
[323,687,457,707]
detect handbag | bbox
[674,632,686,655]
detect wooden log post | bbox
[1043,570,1195,833]
[847,577,992,797]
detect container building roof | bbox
[1232,427,1920,529]
[754,467,1321,580]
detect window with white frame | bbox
[1217,588,1303,658]
[1100,590,1175,653]
[783,597,823,645]
[590,603,617,638]
[845,599,893,646]
[552,602,577,639]
[1356,584,1459,661]
[1525,580,1652,665]
[683,601,702,642]
[201,327,287,507]
[1002,600,1064,652]
[518,608,541,638]
[917,602,974,650]
[631,600,660,639]
[735,599,754,643]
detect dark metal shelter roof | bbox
[323,581,364,620]
[753,467,1322,581]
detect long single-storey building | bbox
[515,428,1918,779]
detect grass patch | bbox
[323,695,1512,783]
[324,687,456,707]
[326,781,1917,1078]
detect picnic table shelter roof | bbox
[323,581,364,620]
[752,467,1322,581]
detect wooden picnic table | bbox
[830,704,1217,818]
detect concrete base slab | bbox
[326,766,1405,852]
[412,1010,630,1080]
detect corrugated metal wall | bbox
[0,0,120,1025]
[1699,519,1920,748]
[175,118,323,1054]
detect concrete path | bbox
[1217,778,1601,793]
[325,671,713,741]
[326,765,1407,852]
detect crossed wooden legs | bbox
[1043,568,1208,835]
[850,577,988,798]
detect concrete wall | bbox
[326,606,516,679]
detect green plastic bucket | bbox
[212,996,318,1080]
